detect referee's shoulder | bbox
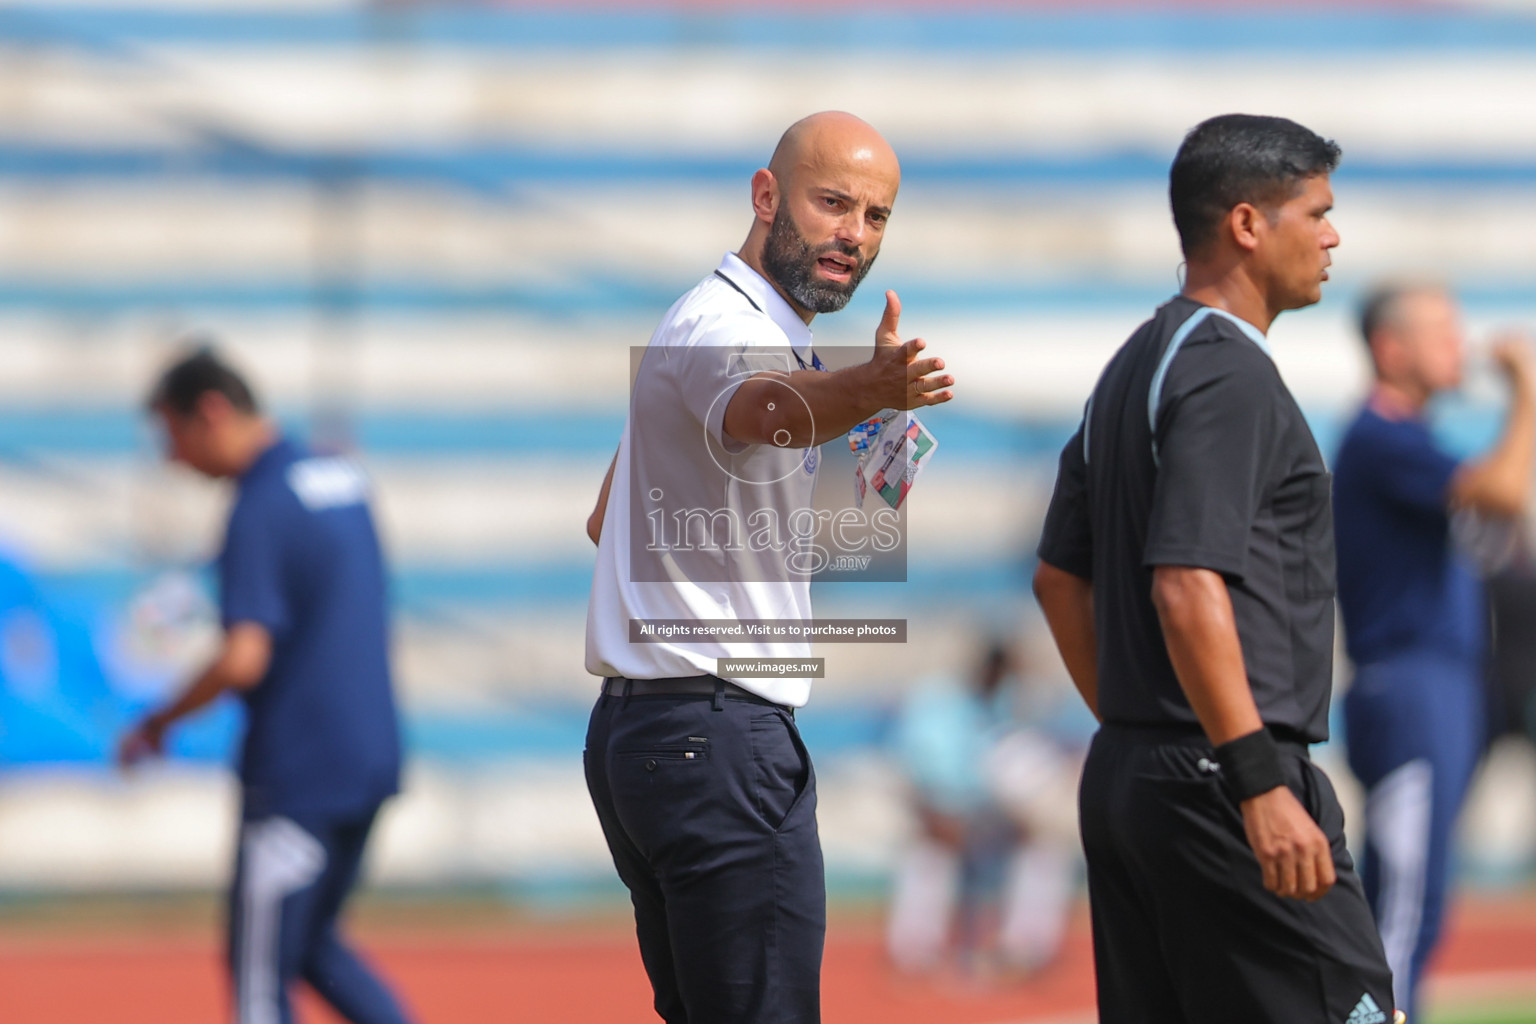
[1181,316,1276,374]
[1151,320,1279,410]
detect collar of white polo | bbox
[714,252,814,365]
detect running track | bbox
[4,895,1535,1023]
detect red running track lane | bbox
[1,916,1097,1024]
[4,896,1536,1024]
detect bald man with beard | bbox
[582,112,954,1023]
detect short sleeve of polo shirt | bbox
[664,310,793,453]
[219,494,290,635]
[1038,422,1093,579]
[1352,417,1461,516]
[1144,333,1279,580]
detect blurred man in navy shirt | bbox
[120,347,411,1024]
[1335,284,1535,1020]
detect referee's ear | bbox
[1227,201,1264,254]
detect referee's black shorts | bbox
[1080,723,1395,1024]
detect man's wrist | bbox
[1215,728,1286,802]
[846,360,884,419]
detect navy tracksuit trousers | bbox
[228,806,412,1024]
[1345,649,1486,1023]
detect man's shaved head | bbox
[743,111,900,320]
[767,111,901,194]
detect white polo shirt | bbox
[585,252,822,707]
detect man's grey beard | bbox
[760,207,876,314]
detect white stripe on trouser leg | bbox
[239,817,327,1024]
[1365,758,1433,1013]
[885,838,959,971]
[998,841,1074,969]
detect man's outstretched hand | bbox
[870,290,954,410]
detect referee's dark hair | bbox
[1170,113,1341,259]
[148,344,260,417]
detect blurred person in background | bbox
[885,639,1088,980]
[1334,283,1536,1021]
[119,348,412,1024]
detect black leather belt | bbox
[602,674,789,712]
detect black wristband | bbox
[1214,728,1285,802]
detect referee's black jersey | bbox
[1038,295,1336,743]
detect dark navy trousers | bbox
[584,682,825,1024]
[228,805,413,1024]
[1345,650,1486,1023]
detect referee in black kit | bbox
[1033,114,1400,1024]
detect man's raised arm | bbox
[722,291,953,448]
[1451,338,1536,518]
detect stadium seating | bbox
[2,0,1534,890]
